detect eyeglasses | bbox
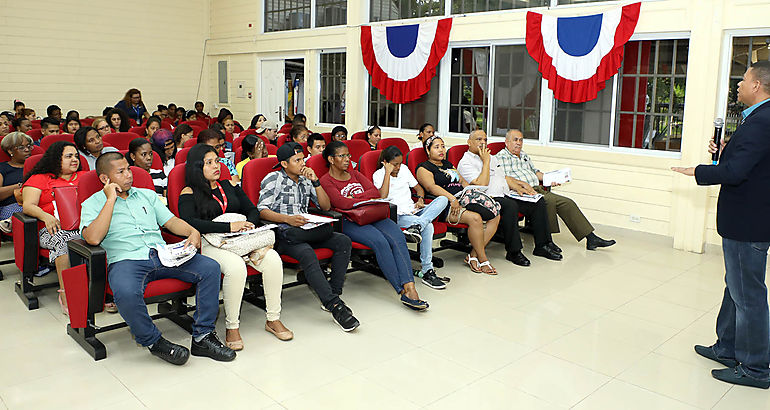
[15,144,32,151]
[214,144,225,151]
[97,125,110,131]
[333,153,352,159]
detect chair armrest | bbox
[308,209,343,232]
[388,203,397,223]
[12,212,41,273]
[68,239,108,315]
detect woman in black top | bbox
[0,132,32,221]
[416,136,501,275]
[178,144,292,349]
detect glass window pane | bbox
[725,36,770,138]
[402,74,440,129]
[320,53,346,124]
[557,0,611,4]
[553,77,612,145]
[316,0,347,27]
[451,0,548,13]
[492,44,541,139]
[449,47,490,133]
[370,0,444,22]
[265,0,311,32]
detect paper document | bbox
[299,213,338,230]
[153,241,197,267]
[220,224,278,238]
[505,192,543,203]
[542,168,572,187]
[352,199,390,207]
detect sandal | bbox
[57,289,69,316]
[478,260,497,275]
[464,254,482,273]
[226,339,244,351]
[104,302,119,314]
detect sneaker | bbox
[330,302,360,332]
[321,300,352,315]
[403,225,422,243]
[190,332,236,362]
[420,269,446,290]
[0,218,11,233]
[34,265,52,277]
[148,337,189,365]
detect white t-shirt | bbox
[457,150,510,198]
[372,164,418,215]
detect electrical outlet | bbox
[629,215,641,223]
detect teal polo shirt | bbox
[80,187,174,265]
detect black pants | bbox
[275,232,352,308]
[495,196,551,253]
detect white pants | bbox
[201,240,284,328]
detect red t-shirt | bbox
[319,170,380,210]
[23,172,85,226]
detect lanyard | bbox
[211,182,227,213]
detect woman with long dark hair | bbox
[63,117,81,134]
[320,141,429,310]
[235,135,267,178]
[179,144,292,348]
[144,116,162,140]
[126,138,166,194]
[22,141,85,315]
[115,88,149,125]
[106,108,130,133]
[249,114,267,129]
[172,124,194,150]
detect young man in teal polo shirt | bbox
[80,152,235,365]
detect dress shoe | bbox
[149,337,189,365]
[533,245,563,261]
[546,242,562,253]
[694,344,738,368]
[191,332,236,362]
[265,322,294,341]
[586,233,616,250]
[506,251,530,266]
[712,367,770,389]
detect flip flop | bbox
[464,254,482,273]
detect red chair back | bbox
[358,150,382,180]
[242,157,279,204]
[351,131,367,141]
[129,119,137,126]
[239,129,257,137]
[77,167,155,204]
[305,153,352,179]
[80,118,95,127]
[407,147,427,176]
[342,139,371,164]
[224,131,234,144]
[161,119,174,130]
[181,120,207,129]
[447,145,469,167]
[120,149,162,170]
[377,138,409,157]
[30,120,41,128]
[103,132,141,151]
[31,145,44,156]
[26,129,43,141]
[40,134,75,151]
[278,123,292,134]
[176,147,191,163]
[166,162,233,219]
[488,142,506,155]
[321,132,332,144]
[190,125,204,138]
[0,150,9,162]
[128,126,146,136]
[183,139,197,148]
[266,144,277,155]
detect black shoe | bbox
[694,344,739,368]
[546,242,562,253]
[421,269,446,290]
[148,337,189,365]
[533,245,563,261]
[191,332,236,362]
[586,234,616,250]
[712,367,770,389]
[331,302,360,332]
[506,251,531,266]
[403,225,422,243]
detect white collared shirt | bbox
[457,150,510,198]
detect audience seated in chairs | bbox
[126,138,166,194]
[331,125,348,142]
[496,129,615,251]
[0,132,33,227]
[179,144,292,349]
[74,126,119,171]
[290,125,309,144]
[150,129,176,178]
[306,133,326,157]
[416,135,501,275]
[197,129,239,184]
[249,114,267,130]
[21,141,85,315]
[413,123,435,150]
[458,130,562,268]
[39,117,61,142]
[80,152,235,365]
[14,117,32,135]
[106,108,130,133]
[173,124,194,151]
[63,117,80,135]
[373,146,448,290]
[235,135,268,179]
[144,116,161,139]
[320,141,429,310]
[365,126,381,150]
[91,118,112,138]
[256,142,359,332]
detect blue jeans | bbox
[342,218,413,293]
[714,238,770,380]
[397,196,448,273]
[108,249,222,347]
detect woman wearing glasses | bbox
[91,118,112,137]
[74,126,119,170]
[0,132,33,222]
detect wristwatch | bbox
[311,180,321,188]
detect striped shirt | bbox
[257,169,319,215]
[494,148,540,187]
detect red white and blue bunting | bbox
[526,2,641,103]
[361,18,452,104]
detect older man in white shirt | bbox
[457,130,562,266]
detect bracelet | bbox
[311,180,321,188]
[416,195,424,199]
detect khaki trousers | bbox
[534,186,594,241]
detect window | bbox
[218,61,228,104]
[556,0,611,4]
[368,74,440,129]
[265,0,346,32]
[370,0,444,22]
[452,0,549,14]
[491,44,541,139]
[449,47,490,134]
[552,39,689,152]
[725,36,770,138]
[319,52,346,124]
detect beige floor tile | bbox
[615,295,708,329]
[646,281,722,311]
[580,311,680,351]
[654,329,723,370]
[425,377,566,410]
[367,309,469,347]
[281,374,419,410]
[101,397,148,410]
[572,379,700,410]
[617,353,731,408]
[424,328,532,373]
[480,309,576,349]
[515,294,609,328]
[540,327,650,376]
[611,258,687,282]
[0,338,103,388]
[712,384,770,410]
[492,351,610,408]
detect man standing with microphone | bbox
[673,61,770,389]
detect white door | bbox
[260,59,285,129]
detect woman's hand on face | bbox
[382,161,395,175]
[230,221,255,232]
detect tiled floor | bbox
[1,225,768,409]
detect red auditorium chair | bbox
[342,139,371,166]
[190,125,204,138]
[239,129,257,137]
[26,128,43,141]
[357,150,382,180]
[103,132,141,150]
[351,131,367,141]
[377,137,409,157]
[64,167,196,360]
[488,142,505,155]
[128,119,137,126]
[183,139,197,148]
[447,144,469,167]
[278,123,292,134]
[176,147,192,163]
[161,119,174,130]
[30,119,42,129]
[181,120,207,129]
[80,118,95,127]
[128,126,146,136]
[40,134,75,151]
[265,144,277,155]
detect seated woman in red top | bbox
[319,141,428,311]
[22,141,85,315]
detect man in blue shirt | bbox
[673,61,770,389]
[80,152,235,365]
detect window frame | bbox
[263,0,347,34]
[316,48,347,127]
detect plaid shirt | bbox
[257,169,318,215]
[494,148,541,187]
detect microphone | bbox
[712,118,724,165]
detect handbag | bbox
[457,187,501,219]
[52,185,80,231]
[203,213,275,266]
[337,202,390,225]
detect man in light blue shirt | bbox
[80,152,235,365]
